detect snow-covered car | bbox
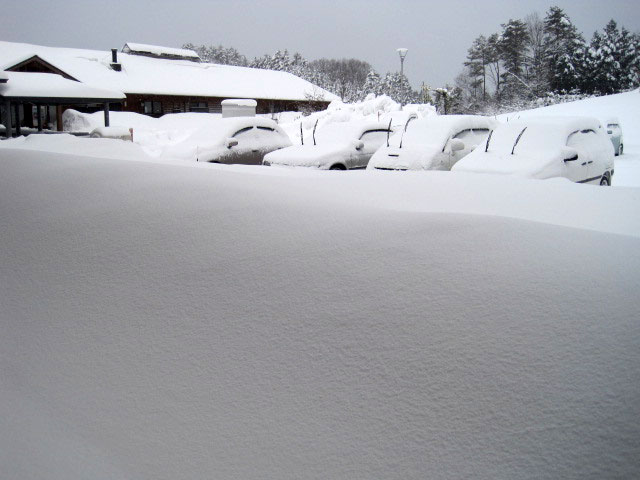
[189,117,291,165]
[605,118,623,156]
[367,115,493,171]
[263,121,393,170]
[453,116,615,185]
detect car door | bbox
[254,125,289,162]
[225,126,261,165]
[352,129,392,169]
[565,130,597,183]
[446,129,474,169]
[607,123,621,155]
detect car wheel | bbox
[329,164,346,170]
[619,144,623,156]
[600,174,610,186]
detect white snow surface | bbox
[1,147,639,480]
[1,89,640,480]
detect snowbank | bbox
[279,94,437,145]
[1,148,639,479]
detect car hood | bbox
[368,144,443,170]
[264,144,349,168]
[453,149,564,179]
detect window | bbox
[567,129,598,149]
[232,126,254,138]
[453,128,490,147]
[453,129,473,140]
[359,129,391,152]
[143,101,162,115]
[190,102,208,113]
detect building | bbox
[0,40,337,133]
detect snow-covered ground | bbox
[1,91,639,479]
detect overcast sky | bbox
[5,0,640,89]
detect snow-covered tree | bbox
[524,12,549,96]
[182,43,248,66]
[486,33,503,98]
[464,35,489,103]
[310,58,372,102]
[542,7,585,92]
[584,20,624,94]
[379,72,417,105]
[433,86,462,114]
[499,19,531,101]
[616,27,639,89]
[362,70,383,97]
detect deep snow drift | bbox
[1,147,639,480]
[1,90,640,479]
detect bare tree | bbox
[525,12,548,96]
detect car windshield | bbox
[486,124,565,154]
[389,120,451,148]
[314,123,364,145]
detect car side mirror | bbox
[353,140,364,150]
[562,148,579,162]
[225,138,238,148]
[450,139,465,152]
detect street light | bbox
[397,48,408,107]
[397,48,408,76]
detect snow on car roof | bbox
[488,116,603,153]
[0,41,339,102]
[182,116,285,144]
[315,120,391,144]
[393,115,493,147]
[0,71,125,100]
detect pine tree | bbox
[499,19,531,101]
[616,27,638,89]
[380,72,416,105]
[464,35,488,102]
[362,70,382,96]
[543,7,585,92]
[586,20,624,94]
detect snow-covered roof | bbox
[0,41,338,102]
[0,71,125,101]
[122,42,200,60]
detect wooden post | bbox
[3,99,11,138]
[37,105,43,131]
[14,103,21,136]
[56,105,63,131]
[104,102,110,127]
